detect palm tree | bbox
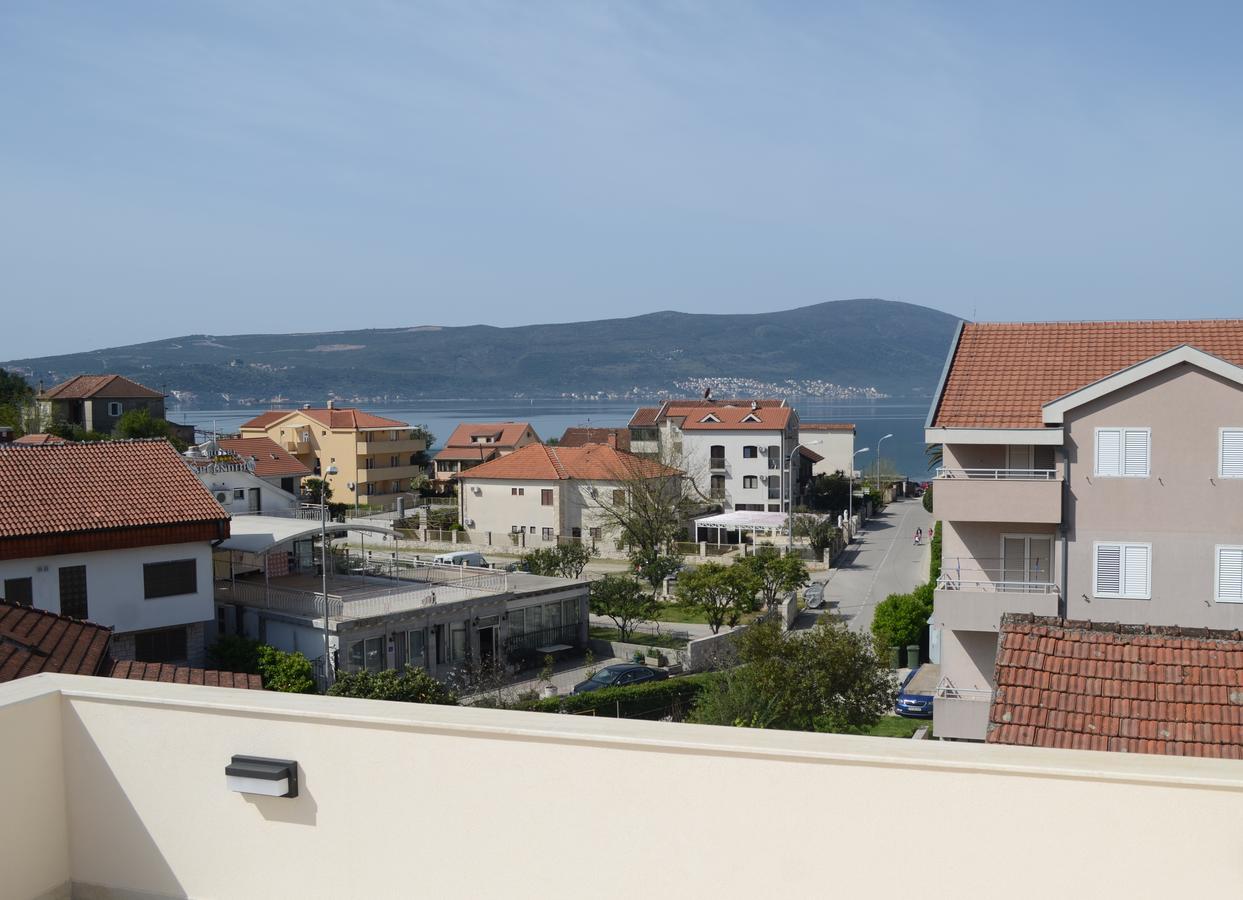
[925,444,943,472]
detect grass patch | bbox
[589,627,687,649]
[649,602,763,626]
[860,716,933,738]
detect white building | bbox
[0,439,231,666]
[798,422,856,477]
[457,442,681,547]
[185,436,311,516]
[628,399,804,512]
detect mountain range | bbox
[3,299,960,407]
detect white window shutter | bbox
[1222,431,1243,477]
[1122,544,1150,598]
[1096,430,1122,476]
[1218,548,1243,601]
[1095,544,1121,595]
[1123,430,1150,477]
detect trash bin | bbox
[889,647,901,669]
[905,644,920,669]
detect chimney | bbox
[751,400,758,410]
[607,432,617,449]
[302,403,311,410]
[326,399,335,410]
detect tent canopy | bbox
[693,511,787,531]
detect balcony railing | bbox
[709,458,728,471]
[936,573,1058,595]
[936,467,1058,480]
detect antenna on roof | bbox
[703,387,711,400]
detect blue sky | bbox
[2,2,1241,359]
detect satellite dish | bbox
[347,481,356,491]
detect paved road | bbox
[819,498,932,634]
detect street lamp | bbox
[848,446,870,539]
[876,433,894,493]
[787,441,821,552]
[320,461,338,687]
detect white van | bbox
[432,551,490,568]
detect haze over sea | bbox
[177,398,931,479]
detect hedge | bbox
[929,521,942,583]
[518,672,723,719]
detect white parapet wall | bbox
[4,674,1243,899]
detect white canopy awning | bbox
[693,511,788,531]
[218,516,397,554]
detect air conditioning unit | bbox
[472,486,482,495]
[464,518,475,528]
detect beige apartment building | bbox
[238,403,426,506]
[927,321,1243,741]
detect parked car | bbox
[803,582,825,609]
[894,666,935,719]
[572,664,668,694]
[433,551,489,567]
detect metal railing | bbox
[936,573,1058,595]
[935,467,1058,481]
[709,458,728,471]
[933,677,994,702]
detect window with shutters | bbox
[541,489,554,506]
[1093,542,1151,599]
[1094,428,1150,477]
[1216,546,1243,603]
[1220,430,1243,478]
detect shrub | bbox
[871,589,934,651]
[929,521,942,582]
[922,484,934,514]
[257,646,317,694]
[328,665,458,704]
[519,673,722,719]
[206,635,262,673]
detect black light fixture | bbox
[225,756,299,798]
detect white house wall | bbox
[679,429,796,511]
[0,542,215,635]
[196,469,300,517]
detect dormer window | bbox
[741,413,761,424]
[699,414,721,424]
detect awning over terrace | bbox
[693,511,788,532]
[218,515,398,554]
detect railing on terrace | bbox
[504,623,582,656]
[936,573,1058,595]
[233,505,327,520]
[934,677,994,702]
[935,467,1058,480]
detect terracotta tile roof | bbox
[0,602,112,681]
[460,443,680,481]
[38,374,164,400]
[628,407,661,427]
[800,422,856,433]
[988,614,1243,759]
[442,421,536,449]
[432,446,499,462]
[933,320,1243,429]
[668,403,793,431]
[239,407,411,431]
[798,446,824,463]
[108,660,263,689]
[215,437,312,478]
[558,427,630,451]
[12,433,66,445]
[0,440,230,539]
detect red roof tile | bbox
[933,320,1243,429]
[432,446,499,462]
[0,601,112,681]
[12,433,66,445]
[239,407,411,431]
[460,443,680,481]
[215,437,312,478]
[799,422,856,432]
[108,660,263,689]
[558,427,630,450]
[628,407,661,427]
[0,440,229,539]
[39,374,164,400]
[657,399,793,431]
[443,421,537,449]
[988,615,1243,759]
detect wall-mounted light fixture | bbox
[226,756,299,798]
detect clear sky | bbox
[3,2,1241,359]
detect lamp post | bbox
[876,433,894,493]
[787,441,821,552]
[320,461,338,687]
[848,446,869,540]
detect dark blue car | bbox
[573,663,667,694]
[894,666,934,719]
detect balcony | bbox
[934,571,1060,632]
[356,438,423,455]
[933,680,994,741]
[358,464,423,483]
[284,439,312,454]
[709,457,728,471]
[5,674,1243,899]
[934,468,1062,524]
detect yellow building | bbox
[237,403,426,507]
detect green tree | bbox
[589,574,658,642]
[925,443,943,472]
[519,546,562,576]
[690,618,894,732]
[629,547,682,594]
[518,543,596,578]
[584,449,695,556]
[328,665,458,705]
[922,484,934,515]
[674,562,761,634]
[256,646,317,693]
[793,514,837,560]
[870,586,933,651]
[303,477,333,503]
[805,472,850,513]
[929,522,942,581]
[113,408,187,450]
[410,425,435,466]
[737,546,809,609]
[0,368,33,434]
[206,635,262,673]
